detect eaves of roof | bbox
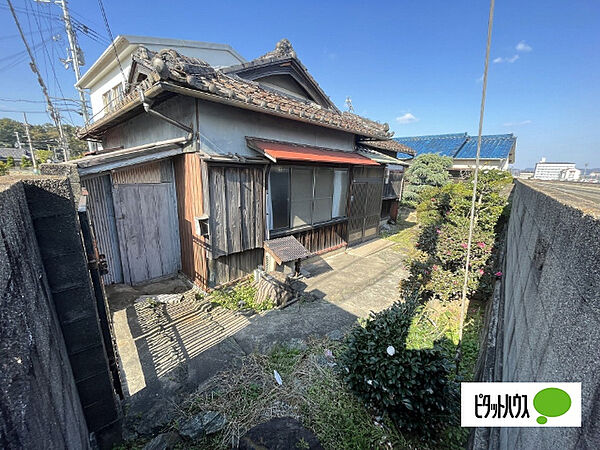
[79,49,393,141]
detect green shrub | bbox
[402,169,512,302]
[341,300,459,437]
[6,156,14,168]
[20,156,32,168]
[0,161,8,176]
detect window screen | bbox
[291,168,313,227]
[313,168,333,223]
[270,167,290,230]
[332,169,349,218]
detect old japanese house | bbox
[76,38,413,290]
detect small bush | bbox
[0,161,7,176]
[341,300,459,437]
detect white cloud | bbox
[516,40,532,52]
[396,113,419,124]
[503,120,532,127]
[493,54,520,64]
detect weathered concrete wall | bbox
[22,175,122,447]
[102,95,355,156]
[0,179,89,449]
[473,180,600,449]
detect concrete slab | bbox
[106,236,410,432]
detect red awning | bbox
[247,138,380,166]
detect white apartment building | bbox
[533,158,580,181]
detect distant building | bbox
[559,167,581,182]
[393,133,516,177]
[533,158,580,181]
[518,171,534,180]
[0,146,30,164]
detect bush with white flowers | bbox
[341,300,458,436]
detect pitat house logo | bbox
[461,382,581,427]
[534,387,572,425]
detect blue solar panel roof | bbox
[393,133,515,160]
[394,133,467,157]
[454,134,515,159]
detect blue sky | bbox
[1,0,599,168]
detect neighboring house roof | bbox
[0,147,28,160]
[394,133,516,161]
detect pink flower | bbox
[460,243,468,249]
[436,229,441,234]
[477,242,486,249]
[431,198,436,202]
[495,271,503,277]
[433,265,439,271]
[478,269,485,275]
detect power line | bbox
[97,0,127,84]
[6,0,70,160]
[455,0,496,373]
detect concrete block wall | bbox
[473,181,600,449]
[21,177,122,447]
[0,180,89,449]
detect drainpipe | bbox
[138,87,195,138]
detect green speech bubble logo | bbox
[533,388,571,425]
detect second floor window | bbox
[102,83,124,113]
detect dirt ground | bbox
[106,235,410,436]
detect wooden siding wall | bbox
[209,248,264,287]
[112,160,172,184]
[82,174,123,284]
[173,153,208,288]
[292,221,347,254]
[208,165,265,259]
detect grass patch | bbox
[207,276,275,312]
[382,215,421,257]
[169,339,408,449]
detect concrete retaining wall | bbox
[0,180,89,449]
[473,180,600,449]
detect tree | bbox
[402,153,453,207]
[35,149,54,164]
[0,161,7,176]
[21,156,32,168]
[6,156,15,168]
[0,117,87,160]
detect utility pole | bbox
[14,131,22,149]
[7,0,70,160]
[23,113,38,172]
[37,0,94,152]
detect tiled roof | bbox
[357,139,416,155]
[394,133,516,160]
[454,134,515,159]
[0,147,28,159]
[394,133,468,157]
[79,44,393,140]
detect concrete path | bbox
[106,236,410,433]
